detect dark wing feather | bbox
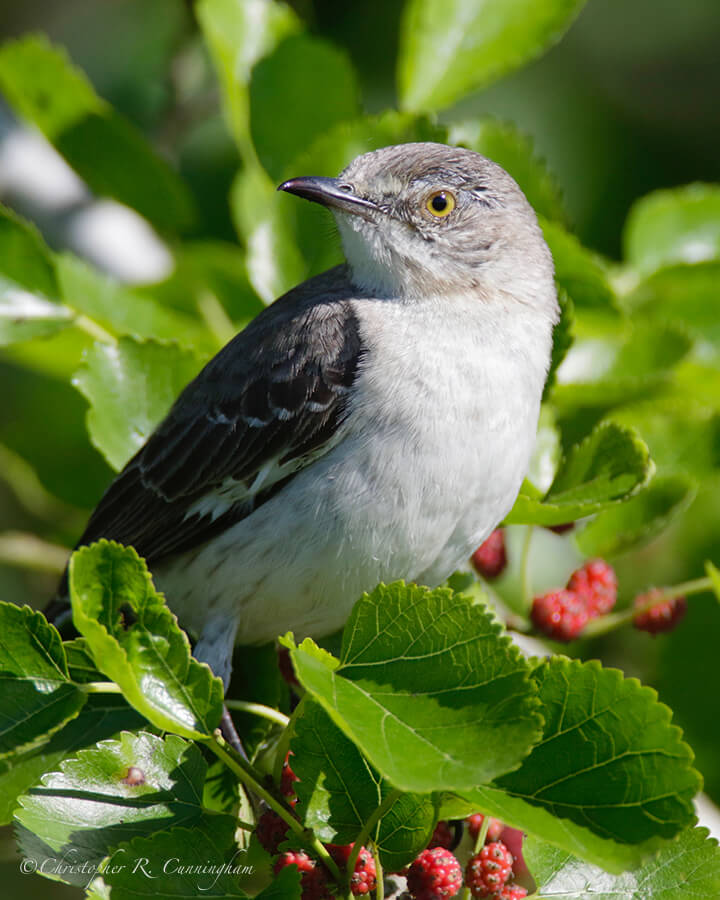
[72,266,364,567]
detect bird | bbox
[50,142,559,690]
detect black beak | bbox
[277,176,376,217]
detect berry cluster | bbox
[531,559,617,641]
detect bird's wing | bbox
[73,267,365,566]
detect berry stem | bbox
[206,729,342,883]
[520,525,534,608]
[460,814,492,900]
[372,842,384,900]
[273,695,306,788]
[224,700,290,728]
[582,575,712,638]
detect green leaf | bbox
[553,323,693,411]
[507,422,651,526]
[69,542,224,738]
[623,262,720,349]
[14,731,234,887]
[197,0,300,155]
[0,205,73,345]
[287,582,543,793]
[544,289,575,400]
[525,825,720,898]
[624,183,720,277]
[250,35,360,182]
[101,817,258,898]
[449,119,566,222]
[541,219,618,311]
[0,36,193,232]
[0,602,86,758]
[575,474,696,558]
[231,165,307,302]
[398,0,588,112]
[56,254,213,351]
[0,694,144,825]
[292,699,435,870]
[494,658,700,845]
[72,336,202,471]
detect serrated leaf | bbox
[0,693,144,826]
[289,582,543,793]
[575,474,696,558]
[197,0,300,155]
[0,36,193,231]
[72,336,202,471]
[544,289,575,400]
[494,658,700,845]
[14,732,233,887]
[398,0,588,112]
[525,825,720,898]
[507,423,651,526]
[541,219,618,311]
[624,183,720,277]
[449,118,566,222]
[250,35,359,182]
[69,542,223,738]
[0,205,73,345]
[231,165,307,302]
[56,254,212,351]
[292,699,435,870]
[0,602,86,758]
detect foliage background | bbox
[0,0,719,897]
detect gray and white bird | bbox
[55,142,558,688]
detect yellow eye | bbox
[425,190,456,217]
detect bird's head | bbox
[279,142,557,318]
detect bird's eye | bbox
[425,190,456,218]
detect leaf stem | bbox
[74,314,117,344]
[80,681,123,694]
[224,700,290,728]
[520,526,534,608]
[372,842,384,900]
[346,788,401,889]
[0,531,69,574]
[206,730,342,883]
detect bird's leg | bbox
[193,615,246,752]
[220,705,247,758]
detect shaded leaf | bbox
[72,336,202,471]
[624,183,720,277]
[541,219,618,311]
[292,699,435,870]
[0,602,85,758]
[544,289,574,400]
[0,36,193,231]
[525,825,720,898]
[576,474,696,558]
[286,582,543,793]
[69,542,224,738]
[449,118,566,222]
[398,0,588,112]
[14,732,233,887]
[507,422,651,526]
[250,34,359,182]
[0,694,145,826]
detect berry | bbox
[498,887,528,899]
[273,851,332,899]
[530,589,589,641]
[326,844,376,895]
[407,847,463,899]
[465,842,514,897]
[471,529,507,579]
[428,820,454,850]
[633,589,687,634]
[282,751,299,799]
[465,814,504,844]
[256,809,290,854]
[567,559,617,615]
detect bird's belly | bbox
[155,344,539,646]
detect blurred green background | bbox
[0,1,719,897]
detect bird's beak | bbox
[277,176,376,218]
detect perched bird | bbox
[52,143,558,688]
